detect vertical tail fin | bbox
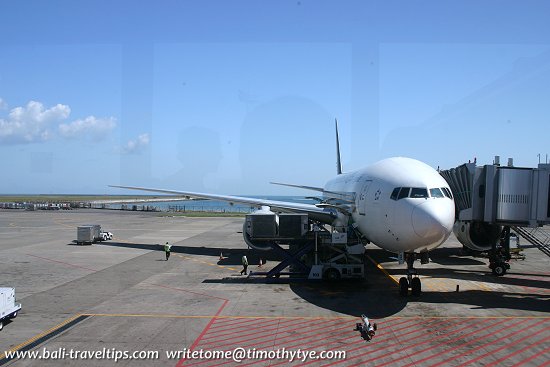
[335,118,343,175]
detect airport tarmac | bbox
[0,209,548,366]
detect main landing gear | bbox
[399,252,428,297]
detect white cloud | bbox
[0,98,7,110]
[122,133,150,154]
[0,100,70,144]
[59,116,116,140]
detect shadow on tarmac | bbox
[96,241,283,266]
[428,247,486,266]
[97,241,549,318]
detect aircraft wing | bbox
[270,181,355,204]
[270,182,327,193]
[109,185,337,223]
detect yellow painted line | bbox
[478,282,491,292]
[83,313,358,319]
[81,313,550,320]
[365,254,399,285]
[176,253,237,272]
[0,314,84,359]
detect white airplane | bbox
[111,121,455,296]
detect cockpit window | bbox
[441,187,453,199]
[390,188,400,200]
[397,187,410,200]
[430,188,444,198]
[410,188,428,198]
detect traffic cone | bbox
[258,259,263,268]
[219,252,224,261]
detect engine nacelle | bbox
[453,220,502,252]
[243,206,278,251]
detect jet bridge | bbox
[440,157,550,275]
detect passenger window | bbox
[397,187,410,200]
[429,188,444,198]
[390,188,400,200]
[410,188,428,198]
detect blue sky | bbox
[0,0,549,194]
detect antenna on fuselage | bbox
[335,118,343,175]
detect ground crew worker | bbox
[164,242,172,261]
[240,255,248,275]
[356,314,377,340]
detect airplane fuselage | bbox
[323,157,455,253]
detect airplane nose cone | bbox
[412,201,454,244]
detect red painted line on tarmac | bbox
[318,318,489,367]
[195,318,317,355]
[159,284,229,367]
[394,318,526,367]
[499,336,550,367]
[436,319,549,367]
[230,320,355,357]
[200,317,295,340]
[199,318,300,346]
[201,319,357,367]
[203,317,263,331]
[202,318,342,351]
[176,299,228,367]
[199,318,284,341]
[483,326,550,367]
[26,253,97,272]
[234,316,378,351]
[234,325,357,367]
[317,318,464,367]
[272,317,416,359]
[297,318,460,367]
[202,317,277,335]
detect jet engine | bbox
[453,220,502,252]
[242,206,278,251]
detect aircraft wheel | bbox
[399,277,409,296]
[411,277,421,296]
[324,268,341,281]
[492,263,507,276]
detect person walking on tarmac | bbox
[240,255,248,275]
[164,242,172,261]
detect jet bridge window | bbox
[429,188,444,198]
[410,188,429,198]
[397,187,410,200]
[390,188,400,200]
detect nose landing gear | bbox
[398,252,427,296]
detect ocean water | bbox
[105,196,317,212]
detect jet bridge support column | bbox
[489,226,512,276]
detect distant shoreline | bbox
[0,195,313,214]
[0,194,177,203]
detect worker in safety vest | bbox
[164,242,172,261]
[240,255,248,275]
